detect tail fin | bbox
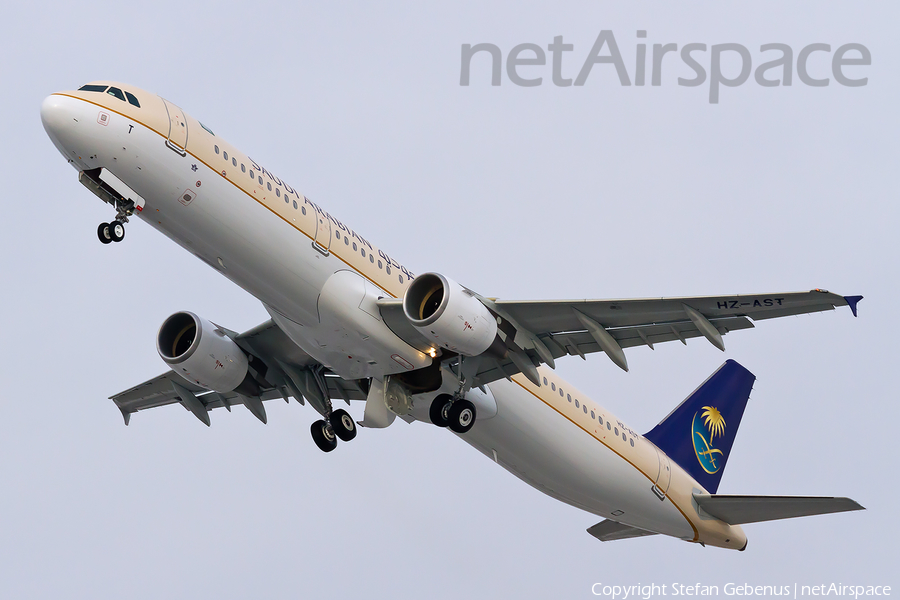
[645,360,755,493]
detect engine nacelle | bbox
[402,273,498,357]
[157,311,251,393]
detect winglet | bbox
[843,295,863,318]
[119,407,131,426]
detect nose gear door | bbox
[162,98,188,156]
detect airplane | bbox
[40,81,865,550]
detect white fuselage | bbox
[41,83,746,549]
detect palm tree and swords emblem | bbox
[692,406,727,474]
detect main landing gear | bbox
[429,394,476,434]
[310,408,357,453]
[97,221,125,244]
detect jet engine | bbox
[157,311,258,395]
[402,273,499,357]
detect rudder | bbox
[644,360,755,493]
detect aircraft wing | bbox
[379,289,861,389]
[111,319,366,426]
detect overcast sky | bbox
[1,2,897,598]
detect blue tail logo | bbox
[692,407,726,474]
[645,360,755,493]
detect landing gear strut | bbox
[429,394,476,434]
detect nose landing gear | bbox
[98,221,125,244]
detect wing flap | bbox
[693,494,865,525]
[587,520,658,542]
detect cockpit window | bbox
[107,87,126,101]
[78,84,108,93]
[200,122,215,136]
[124,91,141,108]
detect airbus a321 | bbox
[41,82,865,550]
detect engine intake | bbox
[403,273,498,357]
[157,311,257,395]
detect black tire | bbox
[429,394,453,427]
[97,222,112,244]
[330,409,357,442]
[447,399,476,434]
[310,419,337,452]
[109,220,125,242]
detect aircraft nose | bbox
[41,94,73,141]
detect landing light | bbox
[428,348,437,358]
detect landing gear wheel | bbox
[97,222,112,244]
[109,220,125,242]
[330,409,357,442]
[447,399,476,434]
[310,419,337,452]
[429,394,453,427]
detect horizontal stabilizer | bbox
[587,520,658,542]
[694,494,864,525]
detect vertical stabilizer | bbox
[644,360,755,493]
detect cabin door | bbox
[651,448,672,500]
[162,98,188,155]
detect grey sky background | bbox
[1,1,896,598]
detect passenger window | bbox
[232,158,237,167]
[241,164,246,173]
[301,206,307,215]
[623,433,627,441]
[591,410,595,419]
[344,237,349,245]
[215,145,220,154]
[335,231,340,239]
[551,383,556,391]
[607,422,611,430]
[614,427,619,435]
[378,260,383,269]
[106,87,126,101]
[399,274,404,283]
[559,388,564,397]
[369,255,374,263]
[276,188,281,197]
[599,416,603,425]
[267,182,272,191]
[293,200,298,209]
[124,91,141,107]
[583,405,588,414]
[386,265,391,275]
[543,377,548,386]
[361,249,366,257]
[258,176,263,185]
[223,151,228,160]
[575,400,579,408]
[78,84,108,93]
[353,242,357,251]
[567,394,571,402]
[630,439,634,447]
